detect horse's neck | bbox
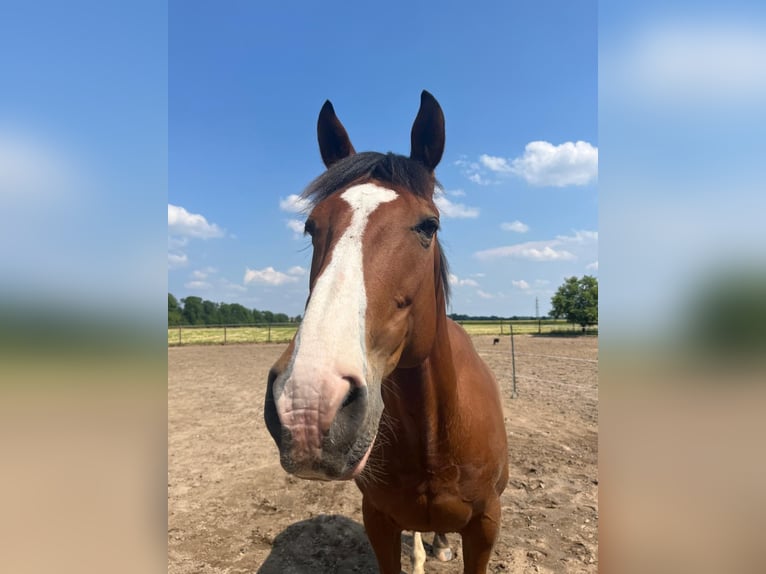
[389,310,461,460]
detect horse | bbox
[264,91,509,574]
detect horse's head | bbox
[264,91,449,480]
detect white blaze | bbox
[284,183,398,406]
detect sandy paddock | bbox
[168,334,597,573]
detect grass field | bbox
[168,325,298,346]
[167,320,592,346]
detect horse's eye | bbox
[304,219,316,237]
[413,217,440,239]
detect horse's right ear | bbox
[410,90,445,172]
[317,100,356,168]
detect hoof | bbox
[434,547,453,562]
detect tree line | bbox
[169,275,598,330]
[168,294,301,326]
[448,314,541,322]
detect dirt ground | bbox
[168,334,598,573]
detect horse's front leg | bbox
[362,496,402,574]
[459,497,501,574]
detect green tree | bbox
[550,275,598,331]
[168,293,182,326]
[683,268,766,359]
[218,303,233,325]
[228,303,253,324]
[181,296,204,325]
[201,299,220,325]
[273,312,289,323]
[262,310,275,324]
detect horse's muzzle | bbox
[264,366,376,480]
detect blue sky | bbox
[1,1,167,319]
[168,1,598,318]
[599,1,766,339]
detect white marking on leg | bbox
[412,531,426,574]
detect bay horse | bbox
[264,91,509,573]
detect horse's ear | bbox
[410,90,445,172]
[317,100,356,168]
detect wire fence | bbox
[167,319,596,347]
[168,323,298,346]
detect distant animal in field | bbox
[264,91,509,574]
[493,338,500,345]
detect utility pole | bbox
[536,296,541,334]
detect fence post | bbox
[178,326,182,345]
[510,324,518,398]
[501,321,504,335]
[224,325,227,345]
[268,324,272,343]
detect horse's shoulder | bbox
[445,318,474,350]
[445,319,493,379]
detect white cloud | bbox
[509,141,598,187]
[468,173,489,185]
[475,228,596,263]
[168,236,189,249]
[221,281,247,294]
[557,229,598,244]
[168,252,188,269]
[0,132,82,200]
[476,290,495,299]
[447,189,466,197]
[286,219,305,234]
[448,273,479,287]
[168,204,224,239]
[434,190,479,219]
[203,276,248,295]
[463,142,598,187]
[480,154,513,173]
[475,240,576,262]
[456,158,493,186]
[512,279,530,290]
[184,280,211,290]
[244,266,300,286]
[603,20,766,108]
[279,194,311,213]
[586,261,599,271]
[288,266,307,276]
[190,267,217,280]
[501,220,529,233]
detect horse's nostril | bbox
[341,385,361,409]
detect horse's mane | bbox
[301,151,451,304]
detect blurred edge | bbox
[0,1,167,573]
[600,2,766,573]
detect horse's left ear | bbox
[410,90,445,172]
[317,100,356,168]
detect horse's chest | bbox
[362,470,474,532]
